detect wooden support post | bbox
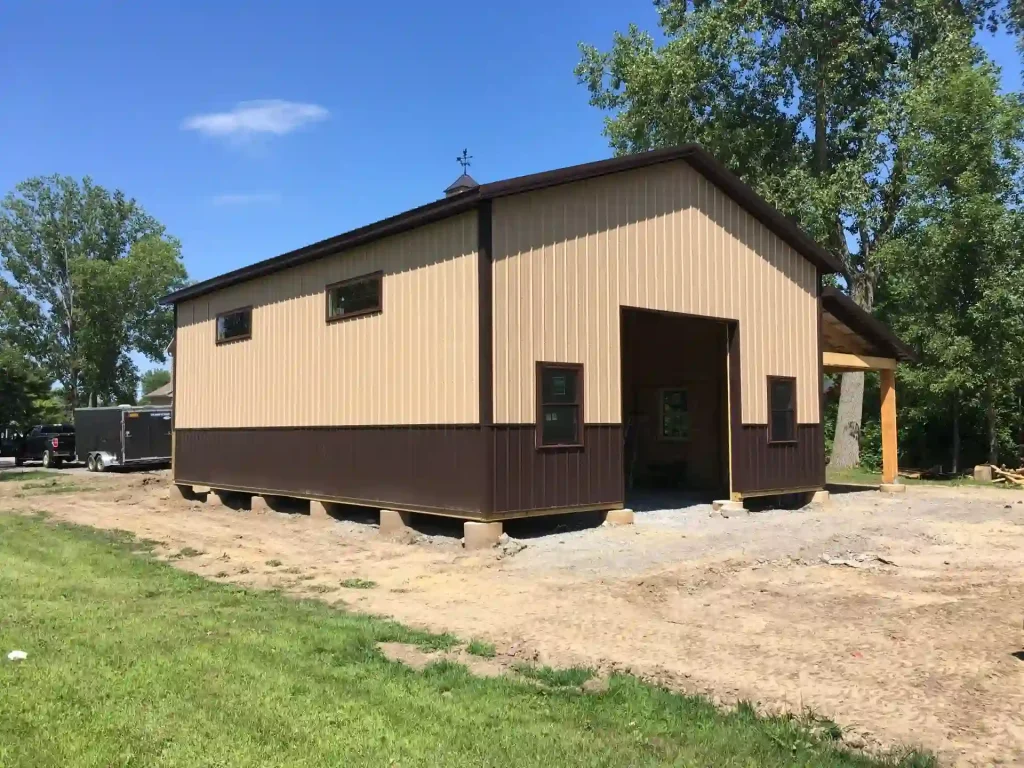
[880,368,898,485]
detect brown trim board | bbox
[162,144,845,306]
[171,304,178,474]
[818,276,826,467]
[477,201,495,517]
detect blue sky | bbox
[1,2,1021,373]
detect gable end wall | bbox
[491,160,820,426]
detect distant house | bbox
[161,145,913,536]
[144,380,173,406]
[142,338,175,406]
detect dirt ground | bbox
[2,463,1023,767]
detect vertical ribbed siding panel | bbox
[491,160,819,427]
[175,212,479,428]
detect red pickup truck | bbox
[13,424,77,468]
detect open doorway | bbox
[621,308,730,508]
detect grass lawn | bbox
[827,465,1021,491]
[0,512,934,767]
[0,470,57,483]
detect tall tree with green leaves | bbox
[576,0,1020,467]
[0,344,65,428]
[0,177,187,408]
[879,40,1024,469]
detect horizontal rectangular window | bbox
[216,307,252,344]
[537,362,583,448]
[768,376,796,443]
[659,388,690,441]
[326,272,382,322]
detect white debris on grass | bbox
[7,650,27,661]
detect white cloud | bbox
[210,192,281,206]
[183,100,329,139]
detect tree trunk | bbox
[986,389,998,466]
[829,276,874,468]
[831,372,865,469]
[951,398,961,475]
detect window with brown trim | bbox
[768,376,797,443]
[659,388,690,441]
[536,362,583,448]
[326,272,382,322]
[215,307,252,344]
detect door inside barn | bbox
[620,308,730,504]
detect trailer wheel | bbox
[94,454,106,473]
[86,454,96,472]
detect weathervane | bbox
[456,149,473,173]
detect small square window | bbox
[659,388,690,441]
[537,363,583,447]
[216,307,252,344]
[326,272,382,322]
[768,377,796,443]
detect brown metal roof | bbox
[162,144,847,305]
[821,288,917,362]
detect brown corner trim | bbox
[171,303,178,479]
[477,202,493,427]
[477,202,495,516]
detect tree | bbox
[0,345,65,428]
[879,40,1024,469]
[576,0,1020,466]
[0,177,187,407]
[140,368,171,400]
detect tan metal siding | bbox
[176,213,479,428]
[492,160,819,425]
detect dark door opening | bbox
[621,308,730,507]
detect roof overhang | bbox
[821,288,917,365]
[162,144,847,306]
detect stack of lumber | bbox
[899,465,944,480]
[989,465,1024,486]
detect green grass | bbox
[340,577,377,590]
[514,662,596,687]
[466,639,496,658]
[828,465,1021,490]
[0,513,935,768]
[0,471,56,483]
[11,478,89,496]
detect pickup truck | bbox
[14,424,77,468]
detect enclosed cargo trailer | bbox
[74,406,172,472]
